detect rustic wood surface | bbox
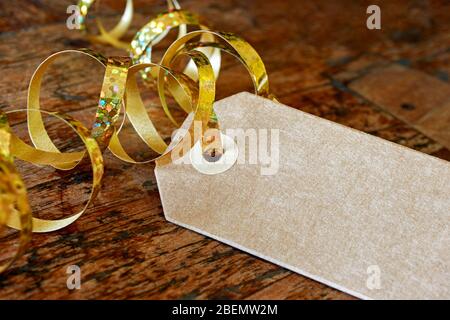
[0,0,449,300]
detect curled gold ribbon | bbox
[130,9,221,82]
[1,0,276,272]
[6,109,104,233]
[0,109,103,273]
[77,0,133,49]
[24,48,207,166]
[109,58,214,164]
[19,29,272,228]
[9,49,127,237]
[76,1,221,84]
[27,49,130,170]
[158,30,273,125]
[77,0,183,50]
[26,28,273,167]
[0,111,32,274]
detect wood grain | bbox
[0,0,449,300]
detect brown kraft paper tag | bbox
[155,92,450,299]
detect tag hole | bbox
[190,133,238,175]
[202,148,224,163]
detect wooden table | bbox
[0,0,449,299]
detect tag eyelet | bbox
[190,133,238,175]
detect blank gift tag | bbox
[155,92,450,299]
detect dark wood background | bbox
[0,0,449,299]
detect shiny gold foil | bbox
[130,10,221,82]
[1,1,276,273]
[0,111,32,274]
[77,0,182,49]
[0,109,103,273]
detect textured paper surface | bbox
[155,92,450,299]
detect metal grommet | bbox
[190,133,238,175]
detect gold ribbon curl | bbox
[1,20,274,273]
[130,9,221,82]
[0,109,103,274]
[77,1,222,85]
[77,0,184,50]
[76,0,184,50]
[19,27,273,229]
[0,111,32,274]
[6,110,104,233]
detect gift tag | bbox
[155,92,450,299]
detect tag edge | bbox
[214,92,450,168]
[162,211,372,300]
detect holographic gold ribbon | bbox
[0,111,32,274]
[0,109,103,273]
[77,0,183,50]
[23,48,210,166]
[130,10,221,82]
[77,1,221,83]
[109,56,215,164]
[25,30,272,170]
[6,110,104,233]
[77,0,133,49]
[26,49,130,170]
[1,0,276,273]
[0,50,127,243]
[158,30,272,124]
